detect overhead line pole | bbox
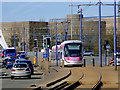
[55,21,58,66]
[26,29,27,56]
[114,0,117,70]
[23,25,25,52]
[14,30,16,50]
[80,7,82,42]
[99,0,102,67]
[71,2,73,40]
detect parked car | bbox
[83,50,94,56]
[6,58,15,69]
[11,63,31,79]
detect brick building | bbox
[1,21,48,51]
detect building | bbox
[1,21,48,51]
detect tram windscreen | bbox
[64,43,82,57]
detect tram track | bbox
[36,67,103,90]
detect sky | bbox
[1,1,119,22]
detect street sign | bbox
[106,45,110,50]
[43,53,48,58]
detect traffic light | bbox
[34,39,38,48]
[105,40,108,45]
[46,38,51,48]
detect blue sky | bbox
[2,2,119,22]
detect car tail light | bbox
[11,69,15,72]
[7,62,10,64]
[26,68,30,71]
[2,53,3,56]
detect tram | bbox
[51,40,83,66]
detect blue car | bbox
[6,58,15,69]
[17,54,27,59]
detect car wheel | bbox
[11,76,14,79]
[113,64,114,66]
[28,75,31,79]
[31,72,34,75]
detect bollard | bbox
[34,57,36,65]
[62,60,64,67]
[93,58,95,67]
[84,59,86,67]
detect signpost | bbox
[106,45,110,65]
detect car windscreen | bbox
[8,59,15,62]
[19,61,32,65]
[14,64,27,68]
[64,43,82,57]
[6,49,15,53]
[20,55,25,57]
[85,51,92,52]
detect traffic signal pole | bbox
[36,47,38,65]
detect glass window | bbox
[14,64,27,68]
[8,59,15,62]
[6,49,15,53]
[64,43,82,57]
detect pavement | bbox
[30,62,71,89]
[32,61,119,89]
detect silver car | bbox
[11,63,31,79]
[83,50,94,56]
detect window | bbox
[6,49,15,53]
[14,64,27,68]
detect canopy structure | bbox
[0,29,8,49]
